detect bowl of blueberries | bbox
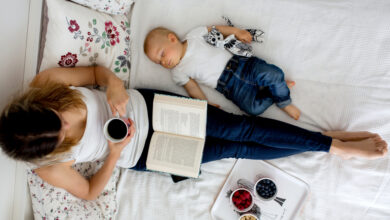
[254,177,277,201]
[230,188,254,212]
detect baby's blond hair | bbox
[144,27,179,54]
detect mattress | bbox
[116,0,390,219]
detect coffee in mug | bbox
[103,117,131,143]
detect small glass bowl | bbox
[238,213,259,220]
[253,177,278,201]
[230,188,254,212]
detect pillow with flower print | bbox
[70,0,134,15]
[40,0,132,87]
[27,160,120,220]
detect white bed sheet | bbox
[117,0,390,219]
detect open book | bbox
[146,94,208,178]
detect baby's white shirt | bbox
[171,26,233,88]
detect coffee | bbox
[107,119,128,140]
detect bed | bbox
[21,0,390,219]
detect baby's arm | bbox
[208,26,252,43]
[184,79,220,108]
[184,78,207,100]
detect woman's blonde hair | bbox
[0,82,86,164]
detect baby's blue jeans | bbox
[131,89,331,171]
[216,55,291,116]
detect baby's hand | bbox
[236,29,252,44]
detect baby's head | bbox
[144,27,184,69]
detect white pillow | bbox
[70,0,134,15]
[40,0,132,87]
[27,161,120,219]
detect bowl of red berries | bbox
[254,177,277,201]
[230,188,254,212]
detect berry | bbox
[255,178,277,199]
[231,189,253,211]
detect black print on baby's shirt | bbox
[203,16,265,57]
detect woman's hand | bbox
[235,29,252,44]
[106,79,129,117]
[125,118,136,140]
[108,134,132,158]
[107,118,135,157]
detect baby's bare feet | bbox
[330,137,388,159]
[282,104,300,120]
[286,80,295,89]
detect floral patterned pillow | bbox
[27,160,120,220]
[70,0,134,15]
[40,0,132,87]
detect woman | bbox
[0,66,387,200]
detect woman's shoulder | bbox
[34,159,75,170]
[31,159,75,173]
[27,146,78,170]
[71,86,95,94]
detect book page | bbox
[152,94,207,139]
[146,132,205,178]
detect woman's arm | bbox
[35,133,133,200]
[35,153,119,200]
[31,66,119,88]
[31,66,129,116]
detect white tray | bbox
[211,159,309,220]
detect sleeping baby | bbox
[143,25,300,119]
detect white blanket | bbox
[117,0,390,219]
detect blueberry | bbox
[256,178,277,199]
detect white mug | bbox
[103,117,131,143]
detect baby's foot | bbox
[286,80,295,89]
[281,104,300,120]
[330,137,388,159]
[323,131,378,141]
